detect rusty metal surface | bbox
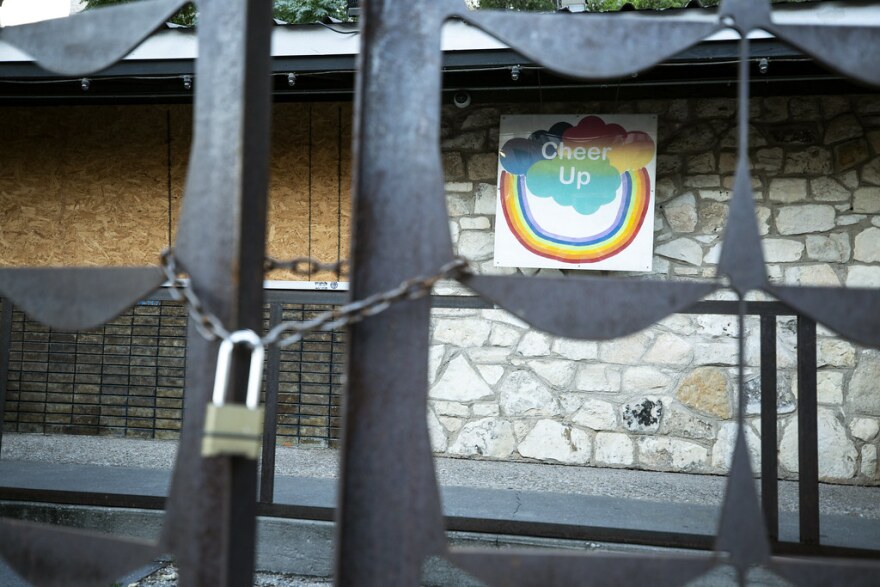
[0,0,186,76]
[335,2,450,585]
[447,550,716,587]
[0,519,159,587]
[0,267,164,331]
[462,274,718,340]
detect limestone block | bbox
[499,370,560,416]
[762,239,805,263]
[862,156,880,186]
[743,371,796,416]
[468,347,511,364]
[489,323,522,348]
[517,331,552,357]
[686,152,717,174]
[776,205,836,235]
[805,233,851,263]
[684,175,721,188]
[662,193,698,233]
[699,203,729,236]
[530,359,576,388]
[761,97,789,122]
[433,318,491,347]
[790,97,821,120]
[783,264,840,286]
[460,216,491,230]
[694,314,736,338]
[467,153,498,180]
[517,419,592,464]
[430,354,494,402]
[444,152,464,179]
[476,365,504,385]
[472,403,500,417]
[810,177,850,202]
[457,230,494,261]
[461,108,500,130]
[660,405,714,440]
[818,339,856,368]
[643,333,693,366]
[595,432,634,466]
[659,315,696,336]
[820,95,850,119]
[863,445,878,478]
[638,437,708,471]
[621,398,663,433]
[655,177,677,202]
[851,417,880,442]
[824,114,863,144]
[839,140,874,172]
[696,98,736,118]
[429,345,446,385]
[756,206,771,235]
[623,366,672,393]
[836,214,867,226]
[754,148,783,173]
[434,400,470,418]
[427,409,448,452]
[599,332,650,364]
[572,400,618,431]
[698,188,731,202]
[448,417,515,458]
[439,416,464,433]
[711,423,761,471]
[485,309,528,328]
[445,181,473,193]
[703,243,722,265]
[854,227,880,263]
[693,341,738,366]
[676,367,731,419]
[473,183,497,215]
[447,193,472,217]
[655,238,703,266]
[783,147,832,175]
[847,265,880,287]
[853,187,880,213]
[559,393,584,415]
[768,178,807,203]
[848,350,880,416]
[442,130,486,151]
[574,364,622,393]
[817,371,844,405]
[665,122,718,153]
[778,411,858,479]
[552,338,599,361]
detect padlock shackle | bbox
[211,330,265,410]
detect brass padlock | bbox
[201,330,265,459]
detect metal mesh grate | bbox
[2,298,345,446]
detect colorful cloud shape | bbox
[498,116,655,216]
[526,156,621,215]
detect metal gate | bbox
[0,0,879,585]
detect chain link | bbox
[161,249,469,348]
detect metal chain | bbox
[160,248,469,348]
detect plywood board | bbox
[309,103,343,282]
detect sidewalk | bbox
[1,433,879,584]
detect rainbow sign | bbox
[493,115,657,272]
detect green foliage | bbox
[274,0,347,23]
[83,0,348,25]
[479,0,556,10]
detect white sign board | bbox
[494,114,658,272]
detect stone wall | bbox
[429,94,880,484]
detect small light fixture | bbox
[183,75,193,90]
[287,72,297,87]
[80,78,90,91]
[758,58,769,74]
[510,65,521,82]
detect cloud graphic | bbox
[501,116,654,216]
[499,137,544,175]
[562,116,655,173]
[526,156,621,216]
